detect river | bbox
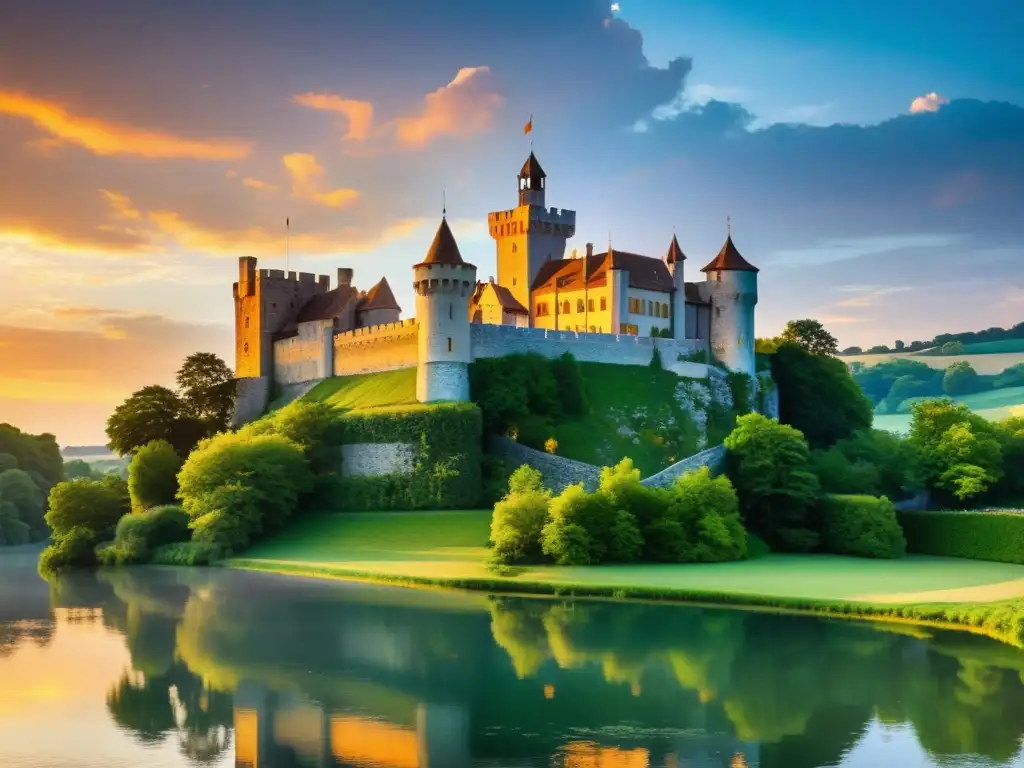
[2,547,1024,767]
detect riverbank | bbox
[230,511,1024,647]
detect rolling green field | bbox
[235,511,1024,603]
[301,368,418,411]
[872,385,1024,435]
[846,350,1024,375]
[917,339,1024,356]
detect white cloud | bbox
[770,233,959,267]
[910,92,950,114]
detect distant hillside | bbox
[839,322,1024,357]
[61,445,113,458]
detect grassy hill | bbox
[916,339,1024,356]
[872,386,1024,436]
[846,350,1024,375]
[300,368,418,411]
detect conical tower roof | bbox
[418,217,465,266]
[519,151,546,180]
[700,235,758,273]
[360,276,401,311]
[665,234,686,264]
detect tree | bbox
[943,361,981,396]
[106,386,206,457]
[724,413,821,551]
[128,440,183,512]
[63,459,96,480]
[0,425,63,485]
[39,475,131,571]
[0,453,17,472]
[771,343,873,449]
[176,353,235,432]
[866,345,890,354]
[940,341,966,355]
[894,340,905,351]
[779,319,839,357]
[841,346,863,356]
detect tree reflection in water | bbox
[32,566,1024,767]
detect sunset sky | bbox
[1,0,1022,445]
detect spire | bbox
[700,229,759,273]
[361,276,401,311]
[519,151,546,181]
[419,217,465,266]
[665,234,686,264]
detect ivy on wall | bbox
[334,403,482,511]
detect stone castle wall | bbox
[333,319,419,377]
[273,320,334,386]
[231,376,271,427]
[469,324,710,377]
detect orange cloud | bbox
[282,153,359,208]
[910,92,950,114]
[292,92,374,141]
[0,90,252,160]
[395,67,503,149]
[98,189,143,220]
[242,177,279,191]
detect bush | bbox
[898,510,1024,564]
[332,403,482,511]
[542,484,618,565]
[127,439,182,512]
[39,476,131,572]
[39,527,101,572]
[471,353,562,435]
[177,431,313,554]
[820,494,905,559]
[490,466,551,564]
[0,512,31,546]
[550,353,588,417]
[726,372,753,416]
[150,540,222,566]
[724,413,821,551]
[244,398,343,474]
[99,505,191,565]
[665,467,747,562]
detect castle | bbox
[232,151,759,422]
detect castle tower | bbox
[700,229,759,376]
[414,217,478,403]
[488,152,576,319]
[665,234,687,342]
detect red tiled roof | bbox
[359,276,401,312]
[665,234,686,264]
[701,235,759,273]
[296,285,358,322]
[532,250,675,294]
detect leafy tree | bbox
[940,341,966,355]
[0,453,17,472]
[994,416,1024,501]
[176,352,235,431]
[841,346,863,356]
[106,385,206,457]
[490,466,552,564]
[942,361,982,396]
[779,319,840,357]
[63,459,97,480]
[541,484,616,565]
[0,425,63,485]
[994,363,1024,390]
[894,340,905,350]
[550,353,588,416]
[664,467,747,562]
[724,413,821,551]
[866,345,890,354]
[39,476,130,571]
[771,343,873,448]
[909,400,1003,503]
[755,337,781,354]
[850,358,942,406]
[128,440,183,512]
[0,468,46,537]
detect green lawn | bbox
[301,368,418,411]
[547,362,722,476]
[235,511,1024,603]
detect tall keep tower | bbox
[701,231,759,377]
[488,152,576,319]
[414,217,478,403]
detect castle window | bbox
[449,303,453,320]
[536,302,548,316]
[512,243,518,253]
[716,305,722,317]
[448,337,453,352]
[562,301,571,315]
[513,278,517,286]
[243,342,249,353]
[600,297,607,311]
[588,299,595,312]
[576,299,585,313]
[648,300,654,316]
[244,317,249,329]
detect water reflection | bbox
[2,552,1024,767]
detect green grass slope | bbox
[873,385,1024,435]
[846,351,1024,375]
[300,368,417,411]
[547,362,727,476]
[917,339,1024,355]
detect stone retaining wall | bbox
[640,445,727,488]
[341,442,417,477]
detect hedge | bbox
[820,494,906,559]
[898,510,1024,564]
[334,402,482,511]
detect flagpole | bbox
[286,217,291,273]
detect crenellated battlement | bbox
[335,318,418,340]
[257,268,332,290]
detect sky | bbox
[1,0,1022,446]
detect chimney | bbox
[337,268,353,287]
[585,242,594,258]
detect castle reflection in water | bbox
[7,557,1024,768]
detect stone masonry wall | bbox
[470,324,710,378]
[640,445,727,488]
[488,436,602,493]
[341,443,417,477]
[231,376,270,427]
[273,319,333,385]
[334,319,418,376]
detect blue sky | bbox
[0,0,1022,443]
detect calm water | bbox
[3,549,1024,767]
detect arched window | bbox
[562,301,571,315]
[512,243,518,253]
[243,342,249,353]
[447,337,453,352]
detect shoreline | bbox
[227,558,1024,649]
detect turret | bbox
[701,227,759,376]
[665,234,687,342]
[518,151,546,207]
[413,217,478,403]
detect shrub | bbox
[597,458,669,534]
[99,504,191,565]
[127,439,182,512]
[943,361,982,396]
[0,508,31,546]
[898,510,1024,564]
[666,467,747,562]
[39,476,131,570]
[177,431,313,554]
[471,353,561,435]
[244,398,343,474]
[724,413,821,551]
[333,403,482,511]
[820,494,905,559]
[726,372,753,416]
[541,484,618,565]
[39,526,102,573]
[490,466,551,564]
[650,347,663,371]
[150,539,222,566]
